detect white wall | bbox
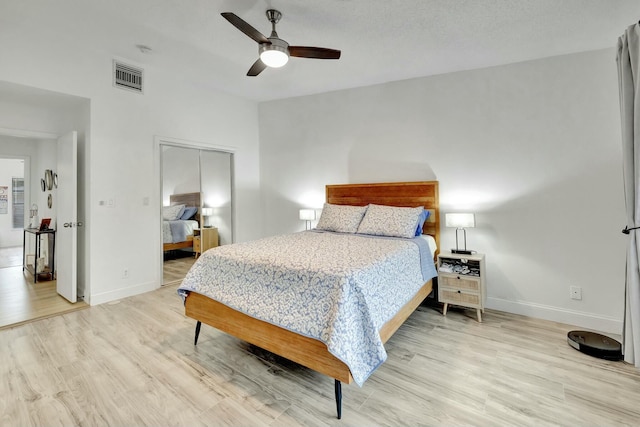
[259,48,626,334]
[0,6,261,304]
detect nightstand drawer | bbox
[193,236,201,252]
[439,289,481,307]
[439,275,480,291]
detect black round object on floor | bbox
[567,330,622,361]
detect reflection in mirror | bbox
[200,150,233,245]
[161,144,234,286]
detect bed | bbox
[178,181,440,418]
[163,192,201,252]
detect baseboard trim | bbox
[486,297,622,335]
[88,281,159,306]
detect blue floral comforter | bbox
[177,230,437,386]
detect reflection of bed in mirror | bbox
[163,192,200,252]
[179,181,440,419]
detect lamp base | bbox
[451,249,473,255]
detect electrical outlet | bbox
[570,285,582,300]
[122,269,128,279]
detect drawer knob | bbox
[457,290,461,293]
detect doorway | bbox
[0,152,86,329]
[0,81,89,328]
[159,140,234,286]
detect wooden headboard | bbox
[169,192,201,208]
[326,181,440,254]
[169,192,202,223]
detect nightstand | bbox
[193,227,219,257]
[437,252,486,322]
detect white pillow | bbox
[315,203,368,233]
[357,204,423,239]
[163,204,185,220]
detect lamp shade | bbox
[201,208,213,217]
[299,209,316,221]
[445,213,475,228]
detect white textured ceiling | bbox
[4,0,640,102]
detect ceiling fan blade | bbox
[247,59,267,76]
[221,12,271,44]
[289,46,341,60]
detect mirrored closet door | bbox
[161,144,233,286]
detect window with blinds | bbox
[12,177,24,229]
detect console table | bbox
[23,228,56,283]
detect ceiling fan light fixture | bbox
[221,10,341,76]
[259,43,289,68]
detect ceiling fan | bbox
[221,9,341,76]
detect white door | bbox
[56,131,77,303]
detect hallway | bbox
[0,246,88,329]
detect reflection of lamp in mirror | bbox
[445,213,475,254]
[201,207,213,228]
[299,209,316,230]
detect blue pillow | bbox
[415,209,430,236]
[180,206,198,220]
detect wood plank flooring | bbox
[1,284,639,426]
[0,245,192,330]
[0,254,88,330]
[163,252,196,286]
[0,246,22,269]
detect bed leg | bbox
[194,321,202,345]
[334,379,342,419]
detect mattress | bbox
[163,219,198,244]
[178,230,437,385]
[418,234,437,258]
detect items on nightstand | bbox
[437,251,486,322]
[193,227,219,257]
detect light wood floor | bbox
[163,252,196,286]
[0,246,193,330]
[2,284,639,426]
[0,245,22,269]
[0,247,88,330]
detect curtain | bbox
[617,23,640,367]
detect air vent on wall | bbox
[113,60,144,93]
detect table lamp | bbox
[201,207,213,228]
[445,213,475,254]
[299,209,316,230]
